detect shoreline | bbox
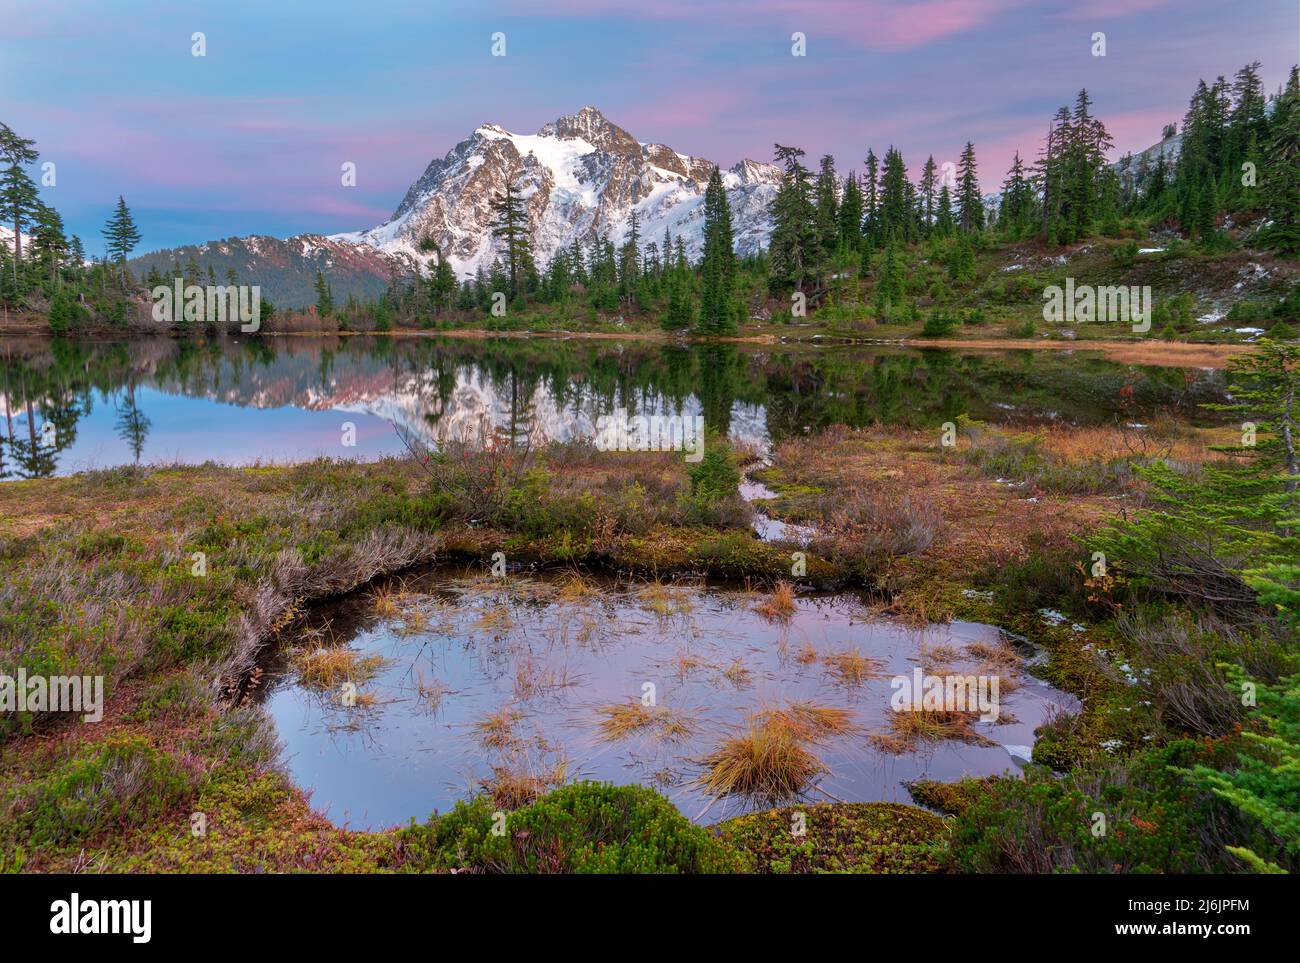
[0,323,1257,368]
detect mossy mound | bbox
[906,777,1000,816]
[717,801,948,874]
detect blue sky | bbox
[2,0,1297,255]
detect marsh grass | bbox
[821,650,884,686]
[595,701,695,743]
[696,714,828,803]
[720,658,753,688]
[474,602,515,636]
[637,580,694,618]
[556,570,600,602]
[513,656,578,701]
[293,647,386,690]
[480,756,569,809]
[755,580,797,621]
[878,708,994,749]
[758,702,858,742]
[412,668,451,712]
[474,706,525,749]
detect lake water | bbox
[0,335,1227,478]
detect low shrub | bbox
[947,739,1290,873]
[8,735,199,846]
[414,782,739,873]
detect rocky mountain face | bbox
[129,107,781,306]
[333,106,781,278]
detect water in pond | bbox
[256,566,1078,829]
[0,335,1226,478]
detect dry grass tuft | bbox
[595,701,696,743]
[821,650,884,686]
[758,702,858,742]
[481,757,568,809]
[556,570,600,602]
[721,658,753,688]
[667,651,712,679]
[513,656,576,700]
[883,708,994,747]
[696,715,828,803]
[637,580,694,618]
[474,602,515,636]
[413,668,450,711]
[294,647,386,689]
[474,706,525,748]
[794,643,821,666]
[755,580,797,621]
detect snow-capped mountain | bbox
[333,106,782,279]
[128,107,780,306]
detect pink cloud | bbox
[508,0,1021,51]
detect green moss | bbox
[907,777,998,816]
[717,802,947,874]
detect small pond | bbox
[256,565,1078,829]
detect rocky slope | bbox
[127,234,418,308]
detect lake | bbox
[0,335,1229,478]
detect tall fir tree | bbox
[489,175,533,298]
[814,155,840,262]
[768,144,820,294]
[698,166,739,334]
[0,122,39,283]
[101,196,141,289]
[1261,66,1300,257]
[955,142,983,232]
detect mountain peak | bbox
[539,106,638,154]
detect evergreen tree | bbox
[998,151,1034,238]
[877,147,913,243]
[919,155,938,235]
[31,201,67,285]
[955,142,983,232]
[0,122,39,284]
[101,196,141,289]
[1261,67,1300,257]
[767,144,820,294]
[837,171,863,253]
[814,155,840,261]
[862,148,879,236]
[489,175,533,299]
[935,184,955,236]
[698,166,738,334]
[313,270,334,316]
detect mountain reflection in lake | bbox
[257,566,1079,829]
[0,335,1226,478]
